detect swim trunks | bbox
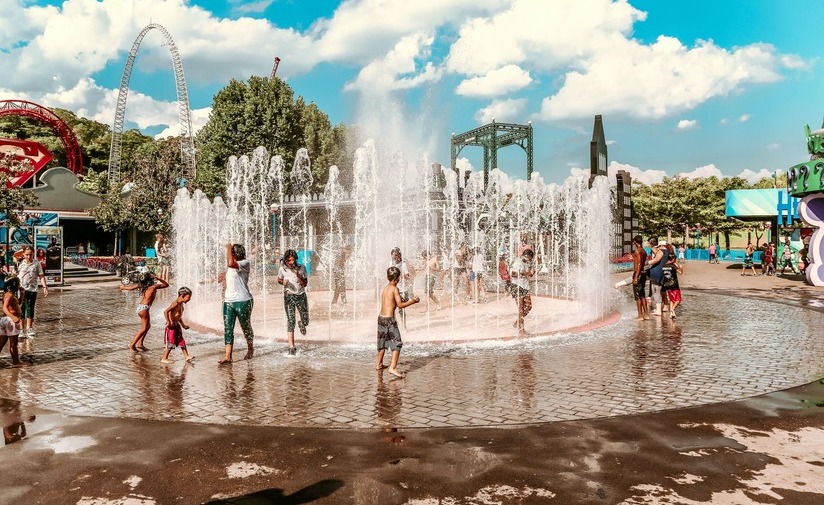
[165,323,186,349]
[0,316,20,337]
[136,304,150,314]
[377,315,403,351]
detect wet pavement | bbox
[1,260,824,504]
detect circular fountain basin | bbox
[190,288,618,344]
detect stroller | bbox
[116,254,148,285]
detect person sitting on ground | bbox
[0,276,23,366]
[161,287,194,364]
[120,272,169,352]
[377,266,420,378]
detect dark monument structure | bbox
[588,114,634,257]
[450,120,533,188]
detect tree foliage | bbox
[633,175,755,245]
[195,76,353,197]
[90,139,188,234]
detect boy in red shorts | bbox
[161,287,194,363]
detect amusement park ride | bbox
[0,99,84,187]
[787,123,824,286]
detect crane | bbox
[270,57,281,80]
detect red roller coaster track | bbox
[0,99,84,182]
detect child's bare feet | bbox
[376,364,386,370]
[128,345,138,352]
[137,346,149,351]
[218,357,232,365]
[160,359,171,364]
[387,367,404,378]
[243,348,254,360]
[186,356,195,362]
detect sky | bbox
[2,0,823,186]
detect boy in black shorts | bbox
[377,266,420,378]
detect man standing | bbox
[632,235,649,320]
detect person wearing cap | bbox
[646,237,669,316]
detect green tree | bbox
[196,76,353,197]
[90,138,187,233]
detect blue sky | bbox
[3,0,823,185]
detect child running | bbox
[120,272,169,352]
[377,266,420,378]
[0,276,23,366]
[161,287,194,363]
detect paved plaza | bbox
[1,260,823,504]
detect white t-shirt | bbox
[224,259,252,302]
[389,260,410,293]
[278,264,307,295]
[17,260,44,292]
[472,254,484,273]
[511,258,533,290]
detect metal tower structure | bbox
[270,56,281,80]
[450,120,533,188]
[108,23,195,183]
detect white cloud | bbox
[231,0,275,15]
[607,161,667,185]
[739,113,751,122]
[311,0,508,63]
[344,33,443,92]
[719,118,729,125]
[446,0,644,75]
[569,160,666,186]
[473,98,528,124]
[535,36,800,121]
[678,164,723,180]
[736,168,774,184]
[676,119,698,130]
[455,65,532,97]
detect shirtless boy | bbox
[120,272,169,351]
[0,276,23,366]
[377,266,420,378]
[161,287,194,363]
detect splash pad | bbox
[172,143,615,344]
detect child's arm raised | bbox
[154,275,169,289]
[119,283,140,291]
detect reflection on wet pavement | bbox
[0,287,822,429]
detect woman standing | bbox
[16,246,48,338]
[220,243,254,364]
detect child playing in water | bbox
[161,287,194,363]
[0,276,23,366]
[661,255,684,319]
[120,272,169,352]
[377,266,420,378]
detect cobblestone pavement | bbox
[1,269,822,430]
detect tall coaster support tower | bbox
[108,23,195,183]
[451,120,533,188]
